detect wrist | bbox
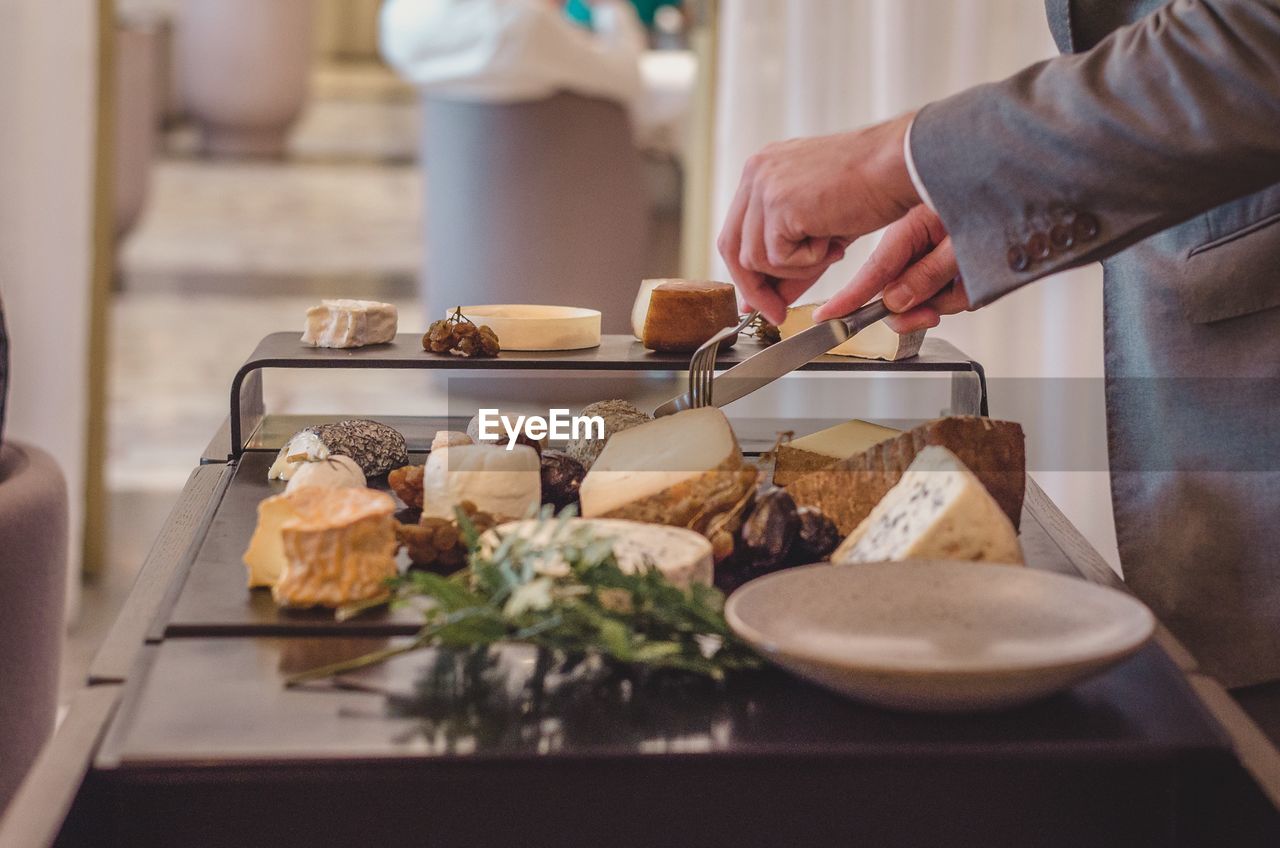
[879,111,921,214]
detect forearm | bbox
[911,0,1280,306]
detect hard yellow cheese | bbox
[772,419,900,486]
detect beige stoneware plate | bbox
[725,560,1155,713]
[457,305,601,351]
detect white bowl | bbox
[456,305,601,351]
[725,561,1155,713]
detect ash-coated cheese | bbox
[833,447,1021,565]
[421,443,541,521]
[484,518,714,588]
[301,299,398,348]
[268,419,409,481]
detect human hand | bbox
[716,113,921,324]
[812,204,970,334]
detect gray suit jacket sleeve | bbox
[910,0,1280,307]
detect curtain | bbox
[711,0,1119,570]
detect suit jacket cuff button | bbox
[1026,231,1052,261]
[1007,245,1031,272]
[1073,213,1100,242]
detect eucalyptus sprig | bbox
[286,507,762,687]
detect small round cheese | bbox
[638,280,739,353]
[284,455,367,494]
[456,305,601,351]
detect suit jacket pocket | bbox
[1183,184,1280,323]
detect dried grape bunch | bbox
[388,464,424,509]
[397,500,496,571]
[745,313,781,346]
[423,307,500,358]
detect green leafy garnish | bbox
[286,507,762,686]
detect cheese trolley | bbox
[4,331,1278,848]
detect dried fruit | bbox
[422,307,500,358]
[746,313,782,345]
[540,450,586,510]
[388,464,425,509]
[794,506,841,562]
[397,501,497,571]
[739,487,799,572]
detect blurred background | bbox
[0,0,1112,699]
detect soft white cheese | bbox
[301,299,398,349]
[833,446,1021,565]
[284,455,366,494]
[421,443,541,521]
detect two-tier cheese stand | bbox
[3,334,1278,848]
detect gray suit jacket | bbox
[911,0,1280,688]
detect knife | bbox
[653,299,892,417]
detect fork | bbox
[688,310,760,409]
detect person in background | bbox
[717,0,1280,736]
[380,0,648,127]
[565,0,681,31]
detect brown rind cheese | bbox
[784,417,1025,535]
[641,281,739,353]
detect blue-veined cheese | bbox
[833,446,1021,565]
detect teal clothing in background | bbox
[564,0,672,29]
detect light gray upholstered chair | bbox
[0,440,67,812]
[421,92,649,334]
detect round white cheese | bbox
[483,518,714,588]
[455,305,601,351]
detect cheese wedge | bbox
[422,443,541,521]
[786,416,1025,536]
[243,487,398,598]
[772,419,900,486]
[579,407,757,535]
[272,488,399,608]
[484,518,714,588]
[833,447,1021,565]
[780,303,924,360]
[301,299,397,348]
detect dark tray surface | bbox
[167,450,427,637]
[98,637,1223,768]
[167,428,1076,638]
[241,332,980,373]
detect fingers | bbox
[812,207,933,321]
[884,279,971,334]
[718,178,783,323]
[881,235,959,313]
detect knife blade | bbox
[653,299,892,417]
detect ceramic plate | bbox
[725,561,1155,713]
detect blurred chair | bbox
[421,92,649,334]
[0,442,67,813]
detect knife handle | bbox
[837,299,893,334]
